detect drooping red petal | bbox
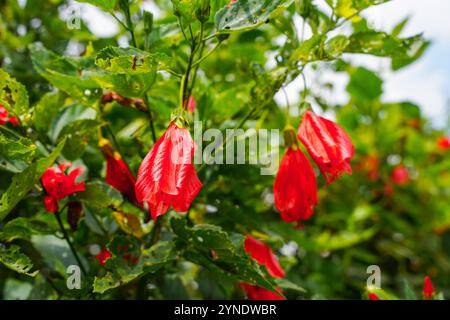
[274,147,317,223]
[44,196,58,213]
[298,111,354,184]
[244,235,285,278]
[240,284,285,300]
[423,276,435,299]
[106,156,137,204]
[135,122,202,220]
[65,167,86,196]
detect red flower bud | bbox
[437,136,450,151]
[96,248,112,266]
[67,201,83,232]
[100,139,138,205]
[0,103,19,126]
[41,163,85,212]
[274,146,317,223]
[423,276,435,299]
[244,235,285,278]
[135,122,202,220]
[368,293,380,300]
[391,165,409,186]
[240,284,285,300]
[298,111,354,184]
[187,96,196,113]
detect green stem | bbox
[186,23,206,101]
[281,87,291,124]
[143,94,157,143]
[121,2,137,47]
[177,16,192,46]
[191,40,220,68]
[197,106,257,173]
[149,216,163,246]
[54,212,87,277]
[203,32,218,41]
[90,209,109,238]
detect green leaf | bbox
[275,278,307,294]
[313,227,378,251]
[346,67,383,101]
[76,0,118,12]
[345,32,429,69]
[90,72,157,99]
[251,67,289,108]
[171,0,198,23]
[74,181,124,208]
[403,279,418,300]
[391,35,429,70]
[31,234,87,275]
[0,133,36,162]
[334,0,390,20]
[290,35,327,63]
[215,0,294,33]
[0,138,66,221]
[0,68,29,121]
[3,278,33,300]
[0,244,39,277]
[33,91,66,134]
[29,44,100,100]
[325,35,350,59]
[171,217,281,295]
[0,215,59,242]
[95,47,159,75]
[93,238,176,294]
[30,44,158,100]
[57,119,102,160]
[391,17,409,37]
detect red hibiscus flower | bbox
[244,235,285,278]
[0,103,19,126]
[41,163,86,212]
[100,139,137,205]
[423,276,435,299]
[240,284,285,300]
[368,293,380,300]
[391,165,409,185]
[297,111,354,184]
[135,122,202,220]
[96,248,112,266]
[274,127,317,223]
[437,136,450,151]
